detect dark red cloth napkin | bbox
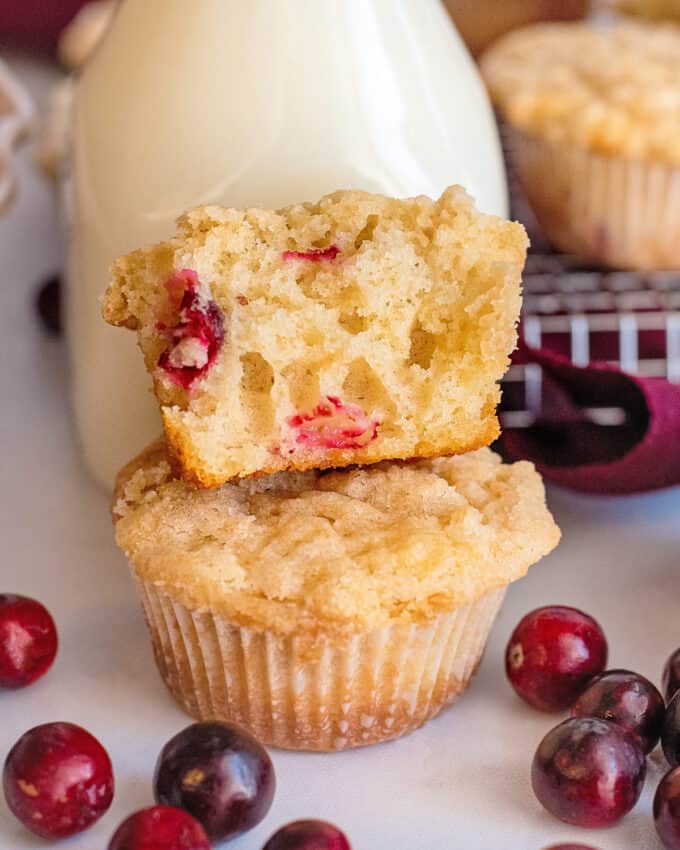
[497,340,680,495]
[0,0,89,52]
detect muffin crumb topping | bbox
[482,20,680,163]
[113,442,560,637]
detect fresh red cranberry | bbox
[532,718,646,828]
[282,245,341,262]
[0,594,58,688]
[655,767,680,849]
[154,721,275,843]
[3,722,114,839]
[506,606,608,712]
[662,692,680,767]
[262,820,351,850]
[571,669,665,755]
[286,396,379,452]
[35,275,62,335]
[157,270,225,390]
[663,650,680,704]
[108,805,211,850]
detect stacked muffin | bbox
[103,187,560,751]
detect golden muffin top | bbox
[482,20,680,163]
[113,442,560,638]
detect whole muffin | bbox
[443,0,589,56]
[482,20,680,270]
[113,441,560,751]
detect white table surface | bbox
[2,56,680,850]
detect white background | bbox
[2,57,679,850]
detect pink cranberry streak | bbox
[287,395,379,451]
[282,245,341,262]
[156,269,225,390]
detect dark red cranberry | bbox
[571,669,665,755]
[3,722,114,839]
[662,692,680,767]
[262,820,351,850]
[35,275,62,335]
[655,767,680,849]
[663,650,680,704]
[506,606,608,712]
[108,805,211,850]
[157,270,225,390]
[282,245,341,262]
[154,721,275,843]
[532,717,646,828]
[0,594,58,688]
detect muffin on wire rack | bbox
[482,19,680,270]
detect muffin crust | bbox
[482,20,680,163]
[114,441,560,640]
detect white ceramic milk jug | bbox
[69,0,508,487]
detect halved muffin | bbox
[103,187,527,487]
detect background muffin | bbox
[443,0,589,56]
[113,441,560,751]
[482,20,680,269]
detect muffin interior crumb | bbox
[103,187,526,486]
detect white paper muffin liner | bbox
[135,580,506,751]
[509,126,680,270]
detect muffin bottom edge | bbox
[137,581,506,752]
